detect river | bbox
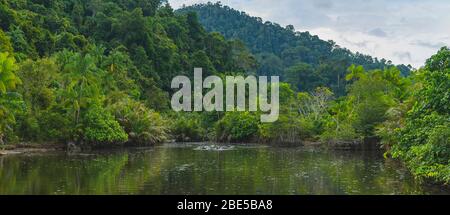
[0,143,448,195]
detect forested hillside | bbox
[0,0,256,145]
[178,2,412,94]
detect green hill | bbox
[178,2,412,94]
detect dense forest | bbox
[0,0,258,146]
[0,1,448,185]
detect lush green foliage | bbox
[0,29,13,53]
[83,104,128,144]
[0,52,22,144]
[216,111,259,142]
[109,98,168,145]
[386,47,450,184]
[0,0,254,146]
[321,65,411,142]
[170,112,207,142]
[259,83,322,144]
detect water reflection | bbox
[0,143,447,195]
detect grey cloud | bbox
[411,40,447,49]
[368,28,387,37]
[236,0,334,29]
[313,0,333,9]
[394,52,412,61]
[341,37,370,48]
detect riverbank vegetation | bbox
[0,1,448,184]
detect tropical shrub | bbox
[109,98,168,145]
[83,104,128,145]
[170,112,207,142]
[215,111,259,142]
[259,115,309,144]
[320,99,359,142]
[387,47,450,184]
[37,108,73,142]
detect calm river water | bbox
[0,143,448,195]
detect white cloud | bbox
[169,0,450,67]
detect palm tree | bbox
[60,52,102,124]
[345,64,366,81]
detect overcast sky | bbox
[169,0,450,67]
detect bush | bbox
[83,104,128,145]
[109,99,168,145]
[215,111,259,142]
[388,48,450,184]
[320,121,359,142]
[170,112,206,142]
[393,113,450,184]
[320,99,360,142]
[259,113,318,144]
[37,108,73,142]
[407,125,450,183]
[15,114,40,141]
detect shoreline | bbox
[0,139,380,156]
[0,143,64,156]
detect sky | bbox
[168,0,450,68]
